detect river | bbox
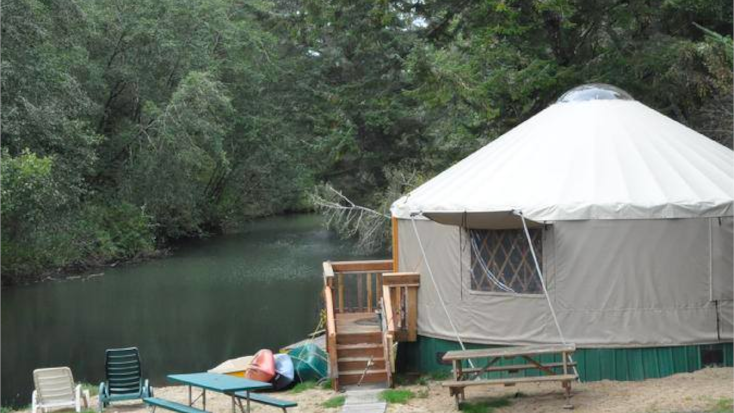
[1,214,374,408]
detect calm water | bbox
[1,215,372,407]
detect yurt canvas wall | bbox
[395,216,734,380]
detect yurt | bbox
[391,84,734,380]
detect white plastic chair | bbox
[32,367,90,413]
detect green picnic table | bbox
[166,372,271,413]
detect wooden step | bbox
[338,357,386,371]
[336,343,384,358]
[338,369,389,385]
[336,332,382,345]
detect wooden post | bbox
[376,273,383,304]
[357,273,363,311]
[324,285,339,389]
[366,273,373,312]
[390,286,400,328]
[323,261,335,287]
[406,286,418,341]
[391,217,399,272]
[338,273,345,312]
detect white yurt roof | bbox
[391,84,734,226]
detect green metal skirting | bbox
[396,335,733,381]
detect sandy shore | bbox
[37,367,731,413]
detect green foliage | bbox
[380,389,415,404]
[80,383,100,397]
[707,397,734,413]
[320,379,333,390]
[1,0,323,280]
[121,71,234,238]
[2,0,731,279]
[1,149,61,228]
[459,396,512,413]
[322,395,346,408]
[290,381,318,393]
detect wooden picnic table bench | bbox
[441,344,578,409]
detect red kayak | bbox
[245,349,276,382]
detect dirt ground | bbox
[387,368,733,413]
[52,367,732,413]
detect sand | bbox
[34,367,732,413]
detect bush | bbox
[1,197,156,282]
[75,202,156,262]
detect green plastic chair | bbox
[98,347,152,411]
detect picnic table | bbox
[159,373,271,413]
[441,344,578,409]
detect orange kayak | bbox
[245,349,276,382]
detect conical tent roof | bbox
[392,85,734,225]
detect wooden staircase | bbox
[335,313,388,385]
[323,260,420,390]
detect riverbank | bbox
[0,210,323,288]
[0,248,170,287]
[11,367,730,413]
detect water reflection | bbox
[1,215,375,407]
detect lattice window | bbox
[469,228,543,294]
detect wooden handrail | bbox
[325,286,337,338]
[382,285,397,334]
[382,272,420,342]
[330,259,393,272]
[382,272,419,286]
[379,297,394,387]
[324,285,338,386]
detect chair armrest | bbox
[75,384,81,412]
[98,382,106,412]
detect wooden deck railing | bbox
[323,260,395,313]
[380,297,395,387]
[382,272,420,342]
[323,285,338,387]
[323,260,420,389]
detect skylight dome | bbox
[557,83,634,103]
